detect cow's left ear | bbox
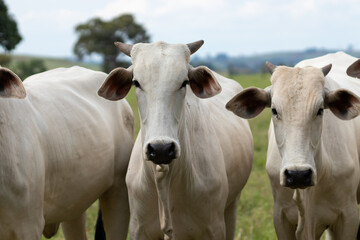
[325,88,360,120]
[0,67,26,99]
[188,66,221,98]
[98,67,133,101]
[347,59,360,78]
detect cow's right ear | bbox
[347,59,360,78]
[98,67,133,101]
[0,67,26,99]
[226,87,271,119]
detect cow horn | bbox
[321,64,332,77]
[266,61,277,75]
[114,42,133,57]
[187,40,204,55]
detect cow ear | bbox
[98,67,133,101]
[347,59,360,78]
[0,67,26,99]
[188,66,221,98]
[226,87,271,119]
[325,88,360,120]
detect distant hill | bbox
[191,47,360,75]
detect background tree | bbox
[0,0,22,65]
[74,14,150,73]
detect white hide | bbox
[124,42,253,240]
[266,52,360,239]
[0,67,133,240]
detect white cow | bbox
[98,40,253,240]
[226,52,360,239]
[0,66,133,240]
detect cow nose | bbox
[146,142,176,164]
[284,169,313,189]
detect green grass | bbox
[231,74,275,239]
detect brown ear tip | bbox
[97,88,104,97]
[225,102,231,110]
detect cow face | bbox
[226,63,360,189]
[98,41,221,165]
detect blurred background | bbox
[3,0,360,78]
[2,0,359,239]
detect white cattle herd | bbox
[0,41,360,240]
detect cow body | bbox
[127,72,252,240]
[0,66,133,240]
[226,52,360,239]
[98,41,253,240]
[267,52,360,239]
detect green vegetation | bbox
[13,59,47,80]
[231,74,274,239]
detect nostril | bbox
[147,144,156,159]
[168,143,175,158]
[284,169,290,177]
[284,169,294,184]
[304,169,312,177]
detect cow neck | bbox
[293,142,324,240]
[152,94,208,239]
[154,164,173,240]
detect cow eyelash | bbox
[180,80,189,89]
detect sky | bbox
[5,0,360,59]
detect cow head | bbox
[0,67,26,99]
[98,40,221,165]
[226,62,360,189]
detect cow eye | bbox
[271,108,278,116]
[133,80,141,89]
[180,80,189,89]
[317,108,324,116]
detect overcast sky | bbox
[6,0,360,59]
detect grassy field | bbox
[13,56,275,240]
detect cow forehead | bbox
[132,42,190,65]
[272,66,325,100]
[131,42,190,83]
[271,66,326,118]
